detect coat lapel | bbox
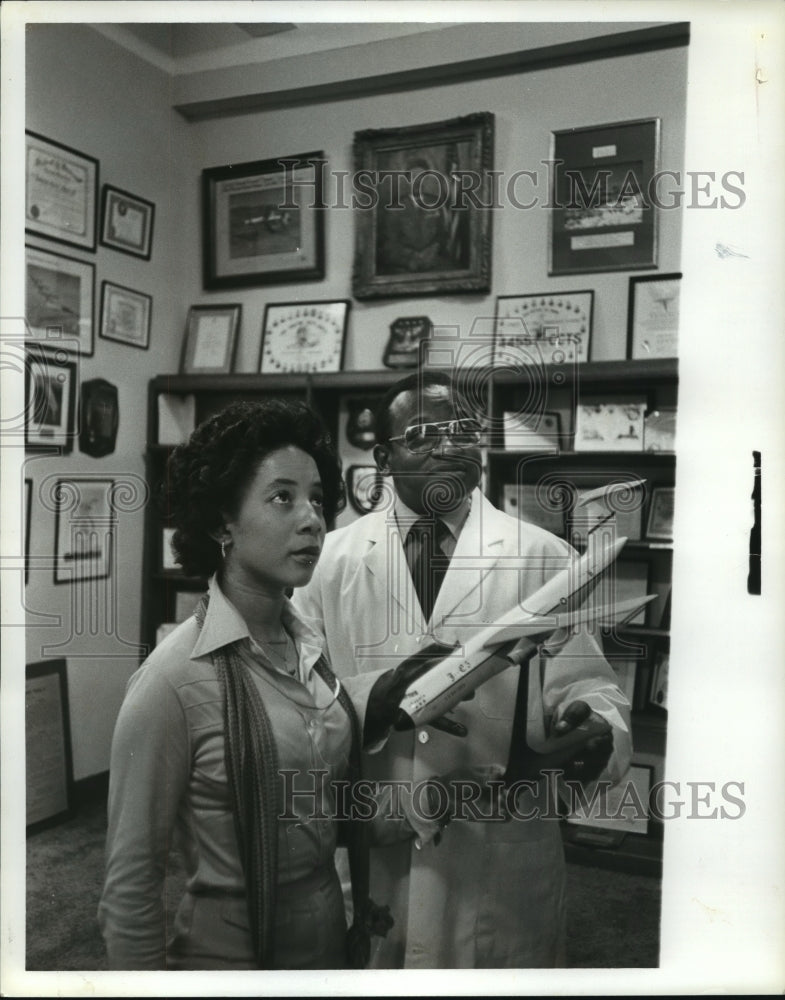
[361,510,428,634]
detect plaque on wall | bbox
[383,316,431,369]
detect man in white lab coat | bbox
[293,370,632,968]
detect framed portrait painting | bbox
[202,153,325,290]
[352,112,495,299]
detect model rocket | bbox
[395,532,653,731]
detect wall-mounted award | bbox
[383,316,431,369]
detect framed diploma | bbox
[99,281,152,350]
[627,273,682,359]
[259,300,349,374]
[53,477,114,584]
[26,659,74,832]
[180,304,242,374]
[549,118,660,276]
[100,185,155,260]
[202,152,325,290]
[494,290,593,365]
[26,132,98,252]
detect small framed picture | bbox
[26,131,98,252]
[25,348,77,452]
[54,477,114,583]
[26,659,75,832]
[202,152,325,290]
[347,466,384,515]
[180,304,242,374]
[549,118,660,276]
[646,486,675,541]
[643,408,677,452]
[260,300,349,374]
[627,273,681,360]
[502,411,561,452]
[569,485,643,547]
[25,478,33,585]
[649,651,669,710]
[100,185,155,259]
[99,281,152,350]
[25,244,95,355]
[573,398,646,452]
[494,290,593,365]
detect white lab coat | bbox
[294,490,631,968]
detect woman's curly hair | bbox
[161,399,345,577]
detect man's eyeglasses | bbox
[387,418,484,455]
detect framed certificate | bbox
[260,300,349,374]
[627,273,681,359]
[26,132,98,252]
[54,478,114,583]
[99,281,152,350]
[100,185,155,260]
[25,347,77,452]
[494,290,593,365]
[26,659,75,832]
[180,304,241,374]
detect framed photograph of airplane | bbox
[202,152,326,290]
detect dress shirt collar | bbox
[393,490,472,546]
[190,574,326,678]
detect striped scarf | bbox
[194,594,390,969]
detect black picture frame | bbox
[25,243,95,356]
[259,299,349,374]
[352,112,495,299]
[25,477,33,585]
[26,659,75,834]
[99,184,155,260]
[25,131,98,252]
[549,117,660,276]
[202,152,325,290]
[25,347,77,453]
[99,280,152,351]
[627,272,682,360]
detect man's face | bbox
[374,384,483,514]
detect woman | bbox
[98,399,396,970]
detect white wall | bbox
[24,24,189,779]
[178,42,688,371]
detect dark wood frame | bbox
[202,152,325,290]
[549,117,660,275]
[99,184,155,260]
[352,112,494,299]
[26,659,75,834]
[25,131,98,252]
[99,280,152,350]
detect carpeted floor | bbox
[25,795,661,970]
